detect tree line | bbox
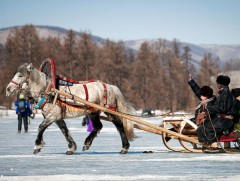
[0,24,237,112]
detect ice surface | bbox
[0,111,240,181]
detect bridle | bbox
[10,78,29,90]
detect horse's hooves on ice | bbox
[82,145,90,151]
[119,149,128,154]
[66,151,74,155]
[33,149,41,154]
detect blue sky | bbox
[1,0,240,45]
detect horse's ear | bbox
[27,63,34,72]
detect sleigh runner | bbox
[6,58,240,154]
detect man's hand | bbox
[188,74,193,81]
[196,112,206,125]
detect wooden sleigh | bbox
[162,115,240,153]
[50,88,240,154]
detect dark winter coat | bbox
[188,79,202,100]
[188,79,216,123]
[197,86,237,144]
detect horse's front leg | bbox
[82,112,103,151]
[55,119,77,155]
[33,118,54,154]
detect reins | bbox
[203,106,227,153]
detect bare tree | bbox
[41,36,64,74]
[63,30,77,78]
[5,24,42,66]
[224,58,240,71]
[77,32,97,80]
[197,53,221,85]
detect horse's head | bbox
[6,63,32,96]
[6,63,47,99]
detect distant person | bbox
[15,93,32,133]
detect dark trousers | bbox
[18,113,28,132]
[197,117,234,144]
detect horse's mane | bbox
[18,63,46,85]
[18,63,29,75]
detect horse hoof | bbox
[119,149,128,154]
[66,150,74,155]
[33,149,41,154]
[82,145,90,151]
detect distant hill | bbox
[123,39,240,68]
[0,25,105,45]
[1,25,240,68]
[200,44,240,61]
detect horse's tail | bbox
[113,86,137,141]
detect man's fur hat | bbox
[200,86,213,98]
[216,75,230,86]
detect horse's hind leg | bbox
[55,119,77,155]
[107,114,130,154]
[82,112,103,151]
[34,119,53,154]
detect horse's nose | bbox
[6,87,11,96]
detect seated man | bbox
[188,74,216,125]
[197,75,237,152]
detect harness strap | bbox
[102,83,107,106]
[38,98,47,109]
[105,105,117,111]
[10,80,20,87]
[81,81,116,110]
[83,84,89,101]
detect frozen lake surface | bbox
[0,111,240,180]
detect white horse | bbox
[6,63,136,155]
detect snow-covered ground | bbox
[0,110,240,181]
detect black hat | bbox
[216,75,230,86]
[231,88,240,98]
[200,86,213,98]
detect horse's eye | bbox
[19,75,23,77]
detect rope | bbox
[204,106,228,153]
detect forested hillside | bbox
[0,25,233,112]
